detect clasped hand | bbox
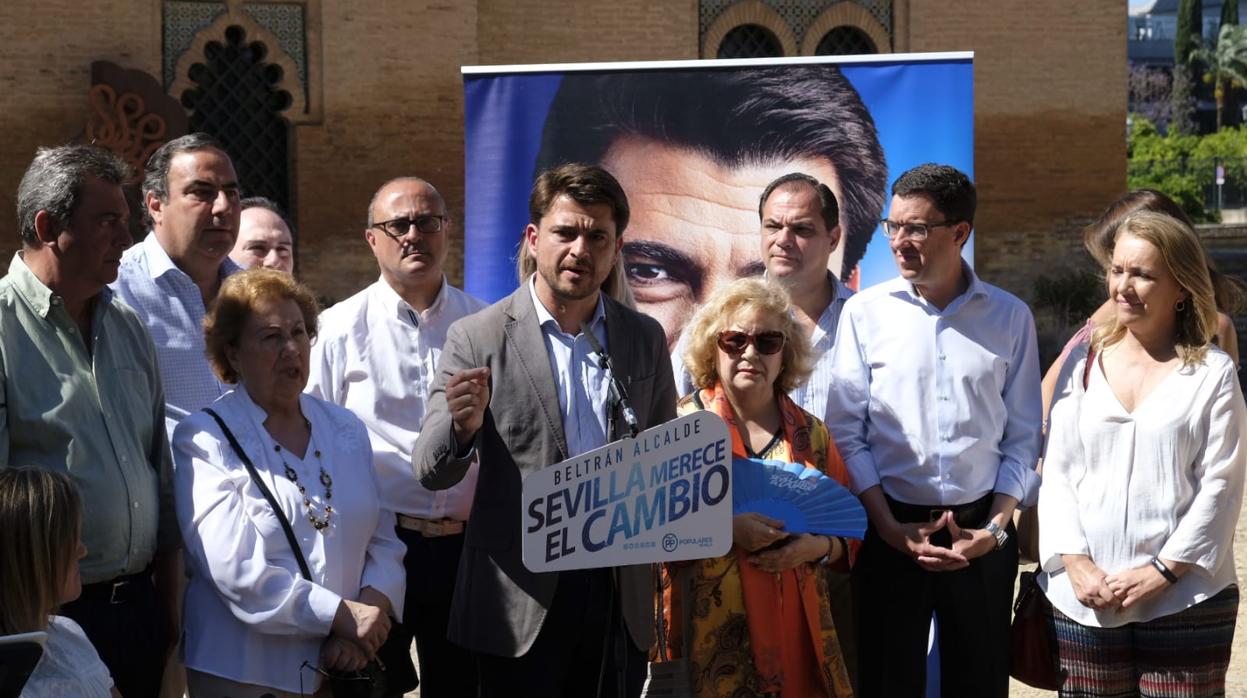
[734,512,840,572]
[324,590,392,672]
[1064,555,1169,611]
[883,511,996,572]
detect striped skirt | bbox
[1047,585,1238,698]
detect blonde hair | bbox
[515,236,635,308]
[0,468,82,634]
[1093,211,1218,366]
[681,278,813,393]
[204,268,321,383]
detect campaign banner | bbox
[522,411,733,572]
[462,53,974,348]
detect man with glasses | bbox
[112,132,243,432]
[307,177,485,697]
[826,164,1042,697]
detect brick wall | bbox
[0,0,1123,309]
[903,0,1128,301]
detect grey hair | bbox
[16,144,131,247]
[141,132,228,225]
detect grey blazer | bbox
[413,285,677,657]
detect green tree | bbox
[1221,0,1241,125]
[1173,0,1203,134]
[1221,0,1239,33]
[1128,117,1208,220]
[1192,25,1247,130]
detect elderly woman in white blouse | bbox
[173,269,406,697]
[1038,211,1246,697]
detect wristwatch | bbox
[983,520,1008,550]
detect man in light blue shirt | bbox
[414,164,677,698]
[111,133,242,430]
[826,164,1042,698]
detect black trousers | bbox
[60,570,168,698]
[393,526,478,698]
[475,568,645,698]
[852,498,1018,698]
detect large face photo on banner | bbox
[463,53,975,350]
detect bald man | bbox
[306,177,484,696]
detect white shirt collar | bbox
[528,275,605,334]
[371,275,450,325]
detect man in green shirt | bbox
[0,144,178,698]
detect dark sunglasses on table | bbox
[371,214,447,239]
[717,330,786,355]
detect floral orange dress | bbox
[660,385,854,698]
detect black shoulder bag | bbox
[203,408,418,698]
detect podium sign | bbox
[522,412,733,572]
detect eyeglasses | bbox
[879,219,957,240]
[301,661,375,696]
[372,215,447,239]
[717,330,786,356]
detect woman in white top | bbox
[0,468,116,698]
[1038,211,1247,697]
[172,269,407,697]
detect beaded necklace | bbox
[273,423,334,531]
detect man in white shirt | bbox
[826,164,1042,698]
[307,177,486,697]
[111,133,242,430]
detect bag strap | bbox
[1083,343,1097,390]
[203,408,313,581]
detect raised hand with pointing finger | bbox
[446,366,491,448]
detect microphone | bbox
[580,322,640,439]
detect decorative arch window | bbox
[815,25,878,56]
[717,24,784,58]
[181,24,294,211]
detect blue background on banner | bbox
[463,58,973,303]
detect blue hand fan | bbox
[731,457,867,539]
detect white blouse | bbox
[21,616,113,698]
[172,387,407,693]
[1038,345,1247,627]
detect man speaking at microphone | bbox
[414,163,677,697]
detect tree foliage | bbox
[1172,0,1203,134]
[1192,24,1247,130]
[1128,116,1247,222]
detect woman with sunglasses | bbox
[660,277,854,697]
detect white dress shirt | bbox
[307,277,487,520]
[172,387,406,693]
[825,266,1043,506]
[529,278,611,457]
[671,272,851,414]
[111,233,239,431]
[1038,345,1246,627]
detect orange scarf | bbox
[700,383,846,695]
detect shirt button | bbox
[938,354,947,361]
[133,501,139,509]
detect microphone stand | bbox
[580,322,639,439]
[581,322,637,698]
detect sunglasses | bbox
[717,330,786,356]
